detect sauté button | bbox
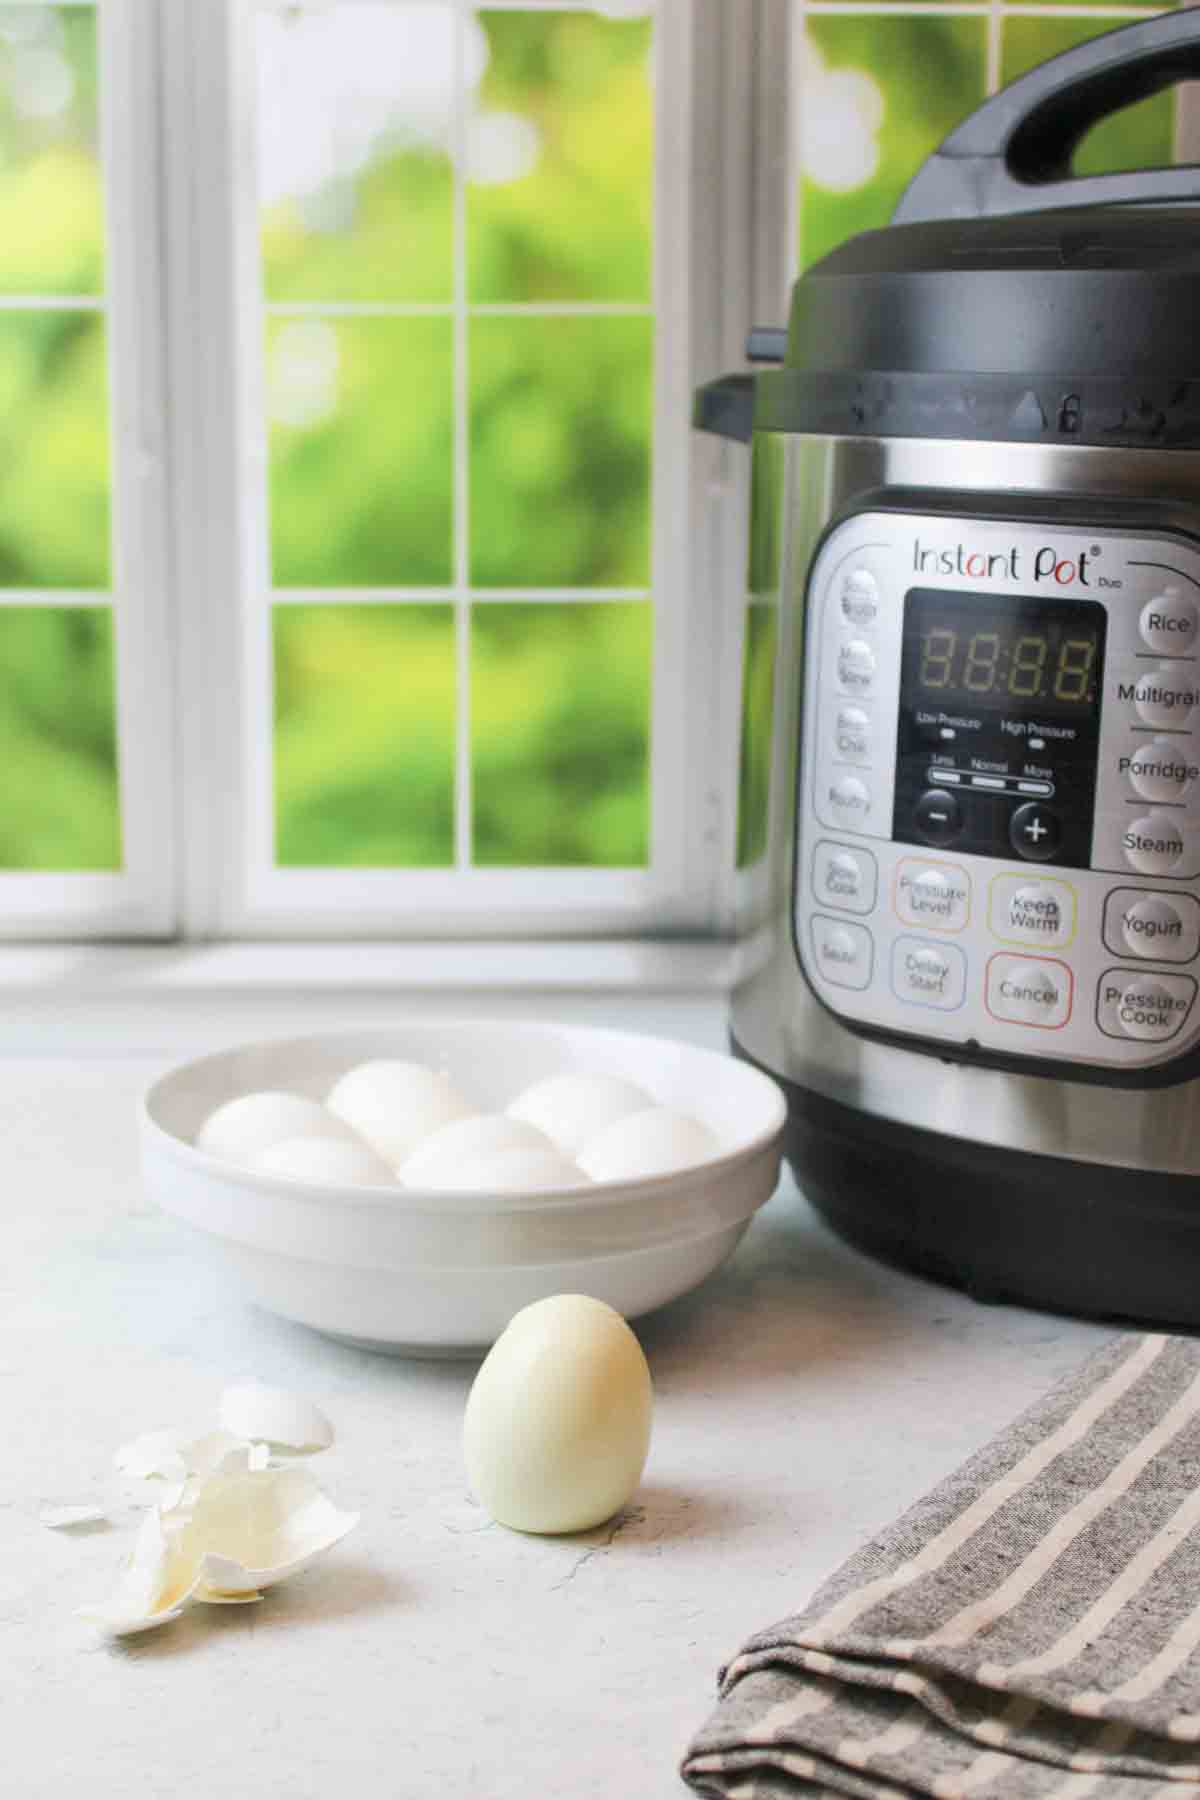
[894,859,970,931]
[1125,737,1197,803]
[986,955,1073,1028]
[812,840,877,915]
[834,705,872,761]
[1132,665,1199,728]
[840,569,879,628]
[827,774,872,828]
[1139,586,1199,656]
[1096,970,1197,1043]
[913,787,963,846]
[809,915,873,990]
[1123,811,1185,876]
[837,639,876,692]
[988,875,1075,949]
[1009,802,1062,863]
[1102,887,1200,963]
[891,937,966,1011]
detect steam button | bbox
[840,569,880,628]
[913,787,963,846]
[1133,665,1199,728]
[1124,811,1186,876]
[1140,587,1199,657]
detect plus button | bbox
[1009,802,1062,863]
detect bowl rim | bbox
[140,1019,788,1216]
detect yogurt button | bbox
[1121,895,1188,959]
[1132,666,1199,727]
[840,569,880,628]
[837,639,876,692]
[1140,586,1199,656]
[835,705,872,761]
[1123,812,1186,876]
[1126,738,1198,803]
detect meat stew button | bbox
[986,955,1072,1028]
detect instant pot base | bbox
[740,1041,1200,1330]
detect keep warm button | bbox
[986,954,1073,1030]
[1098,969,1197,1043]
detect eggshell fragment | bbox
[196,1091,355,1165]
[506,1073,652,1157]
[464,1293,652,1535]
[254,1135,396,1187]
[326,1060,473,1164]
[430,1146,590,1193]
[577,1107,721,1181]
[218,1381,333,1452]
[41,1503,106,1531]
[399,1114,554,1186]
[181,1468,359,1595]
[78,1508,201,1638]
[113,1429,188,1487]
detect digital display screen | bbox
[902,591,1104,719]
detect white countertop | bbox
[3,990,1109,1800]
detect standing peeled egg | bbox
[464,1294,652,1535]
[326,1060,473,1166]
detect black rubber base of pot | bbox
[733,1034,1200,1330]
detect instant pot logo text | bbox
[912,540,1093,586]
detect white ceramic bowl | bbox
[140,1023,786,1356]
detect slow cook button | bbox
[809,915,873,990]
[988,873,1075,949]
[1140,587,1199,657]
[891,937,966,1011]
[812,840,878,915]
[836,638,876,693]
[1102,887,1200,963]
[986,954,1073,1029]
[894,858,970,931]
[1097,969,1197,1043]
[1132,665,1199,728]
[1124,811,1186,876]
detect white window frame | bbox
[160,0,763,940]
[0,0,174,939]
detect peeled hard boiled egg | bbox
[399,1114,554,1187]
[195,1091,355,1165]
[253,1136,396,1186]
[578,1107,721,1181]
[425,1146,588,1193]
[464,1294,652,1534]
[506,1072,652,1157]
[326,1060,472,1165]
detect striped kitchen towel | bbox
[682,1333,1200,1798]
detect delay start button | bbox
[1097,968,1198,1044]
[985,954,1073,1029]
[891,937,966,1011]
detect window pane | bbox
[257,4,454,304]
[1001,18,1174,178]
[736,603,778,871]
[468,9,652,304]
[0,6,102,296]
[471,601,650,866]
[0,309,109,587]
[267,315,453,587]
[469,314,651,587]
[797,16,987,269]
[273,603,455,867]
[0,604,119,870]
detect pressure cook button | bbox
[913,787,963,846]
[986,954,1073,1029]
[1140,587,1199,657]
[834,705,872,762]
[894,859,970,931]
[1125,737,1198,804]
[837,639,876,693]
[1102,887,1200,963]
[1097,969,1197,1043]
[812,840,877,915]
[1123,811,1186,876]
[1133,665,1199,728]
[827,774,873,828]
[840,569,879,628]
[809,915,873,990]
[1009,802,1062,863]
[891,937,966,1011]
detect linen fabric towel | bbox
[683,1333,1200,1799]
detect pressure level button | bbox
[1140,587,1198,656]
[840,569,879,628]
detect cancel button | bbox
[986,954,1073,1029]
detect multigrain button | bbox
[837,639,876,692]
[1102,887,1200,963]
[826,774,872,829]
[1097,969,1197,1043]
[986,954,1073,1029]
[1124,738,1198,803]
[1140,587,1199,656]
[891,937,966,1010]
[988,874,1075,949]
[1124,811,1185,876]
[1132,665,1199,728]
[894,859,970,931]
[834,705,872,761]
[809,915,873,990]
[840,569,879,628]
[812,840,877,915]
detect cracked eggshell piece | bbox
[78,1508,201,1638]
[506,1073,652,1157]
[40,1502,107,1530]
[181,1467,359,1596]
[577,1107,722,1182]
[326,1060,473,1165]
[195,1091,356,1166]
[398,1113,554,1186]
[429,1146,590,1193]
[253,1135,396,1187]
[219,1380,333,1452]
[464,1293,652,1535]
[113,1429,188,1487]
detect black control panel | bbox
[892,589,1107,869]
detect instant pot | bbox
[697,10,1200,1326]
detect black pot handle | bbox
[894,7,1200,224]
